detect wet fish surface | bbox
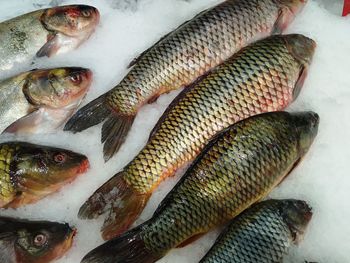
[0,5,99,73]
[80,111,319,263]
[200,199,313,263]
[0,67,92,134]
[0,216,75,263]
[0,141,89,208]
[64,0,307,161]
[78,34,316,240]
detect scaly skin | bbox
[81,111,319,263]
[78,34,316,240]
[199,199,313,263]
[65,0,307,161]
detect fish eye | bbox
[34,233,47,247]
[82,10,92,17]
[70,73,82,85]
[54,153,67,164]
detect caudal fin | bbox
[101,114,135,162]
[78,172,150,240]
[64,94,110,133]
[81,226,161,263]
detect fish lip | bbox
[77,158,90,174]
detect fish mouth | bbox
[77,158,90,174]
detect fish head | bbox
[13,220,76,263]
[41,5,100,39]
[278,199,313,244]
[290,111,319,154]
[23,67,92,109]
[283,34,316,100]
[14,143,89,187]
[276,0,307,16]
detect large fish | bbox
[200,199,313,263]
[0,67,92,134]
[0,142,89,208]
[64,0,307,161]
[81,111,319,263]
[78,34,316,240]
[0,5,100,72]
[0,216,76,263]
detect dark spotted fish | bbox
[80,111,319,263]
[200,199,313,263]
[78,34,316,240]
[0,142,89,208]
[0,216,76,263]
[64,0,307,161]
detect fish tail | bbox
[81,225,161,263]
[78,172,150,240]
[101,113,135,162]
[64,93,110,132]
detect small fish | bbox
[64,0,307,161]
[0,5,100,72]
[0,67,92,134]
[0,142,89,208]
[199,199,313,263]
[0,216,76,263]
[78,34,316,240]
[80,111,319,263]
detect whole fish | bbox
[0,5,100,72]
[0,67,92,134]
[199,199,313,263]
[0,216,75,263]
[78,34,316,240]
[64,0,307,161]
[0,142,89,208]
[81,111,319,263]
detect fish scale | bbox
[77,34,315,240]
[66,0,307,161]
[80,112,318,263]
[199,200,312,263]
[124,36,301,193]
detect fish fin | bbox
[2,109,43,134]
[148,72,210,141]
[176,233,205,248]
[272,7,294,34]
[78,173,150,240]
[81,225,161,263]
[36,33,60,57]
[101,113,135,162]
[277,158,302,187]
[64,93,110,133]
[293,66,308,100]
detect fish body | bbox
[0,141,89,208]
[0,67,92,134]
[0,216,75,263]
[64,0,307,160]
[78,34,316,240]
[81,111,319,263]
[0,5,99,73]
[199,199,313,263]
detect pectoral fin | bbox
[36,33,60,57]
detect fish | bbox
[78,34,316,240]
[199,199,313,263]
[64,0,307,161]
[80,111,320,263]
[0,141,89,208]
[0,216,76,263]
[0,5,100,72]
[0,67,92,134]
